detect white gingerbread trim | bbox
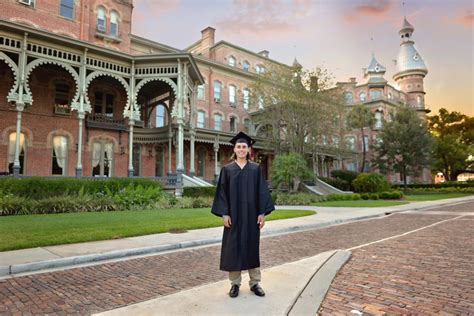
[84,70,131,114]
[0,52,19,102]
[25,58,80,105]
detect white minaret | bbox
[365,54,387,86]
[393,17,429,115]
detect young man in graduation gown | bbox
[211,131,275,298]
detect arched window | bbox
[417,95,423,106]
[258,96,264,109]
[54,83,71,114]
[374,111,383,129]
[52,135,68,175]
[344,91,353,104]
[229,85,236,106]
[110,11,119,36]
[243,60,250,72]
[60,0,74,19]
[214,113,222,131]
[197,84,205,100]
[197,110,205,128]
[97,7,106,32]
[228,56,236,67]
[359,91,366,102]
[243,88,250,110]
[155,104,166,127]
[92,140,113,177]
[197,148,206,177]
[8,132,26,175]
[213,81,221,103]
[230,116,237,132]
[370,90,382,100]
[345,136,356,150]
[244,118,251,133]
[255,65,265,74]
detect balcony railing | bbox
[86,114,128,131]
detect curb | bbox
[2,198,470,277]
[287,249,352,315]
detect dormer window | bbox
[60,0,74,19]
[228,56,236,67]
[97,7,106,32]
[110,11,119,36]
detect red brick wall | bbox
[0,0,133,53]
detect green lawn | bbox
[0,208,314,251]
[312,200,409,207]
[403,192,472,201]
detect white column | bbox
[128,61,136,177]
[189,130,195,177]
[76,48,87,177]
[13,33,28,177]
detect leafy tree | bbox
[346,104,375,172]
[249,63,345,156]
[352,172,390,193]
[373,106,432,188]
[428,108,473,181]
[271,153,313,193]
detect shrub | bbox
[319,177,351,191]
[0,177,162,199]
[352,173,390,193]
[330,170,359,190]
[361,193,370,200]
[274,193,322,205]
[113,185,163,209]
[379,191,404,200]
[326,193,360,201]
[183,186,216,198]
[369,193,379,200]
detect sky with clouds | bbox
[132,0,473,116]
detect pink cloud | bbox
[344,0,392,24]
[132,0,180,35]
[214,0,314,37]
[458,10,473,27]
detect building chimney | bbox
[349,77,357,84]
[201,26,215,48]
[258,50,269,58]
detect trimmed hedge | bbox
[353,173,390,193]
[319,177,351,191]
[392,181,474,189]
[0,177,162,199]
[183,186,216,197]
[330,170,359,191]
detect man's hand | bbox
[257,215,265,229]
[223,215,232,228]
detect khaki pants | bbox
[229,268,261,287]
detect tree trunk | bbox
[360,128,366,172]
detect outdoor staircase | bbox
[303,178,352,195]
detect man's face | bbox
[234,142,249,159]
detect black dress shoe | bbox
[250,284,265,297]
[229,285,239,298]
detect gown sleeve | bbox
[258,165,275,216]
[211,167,229,217]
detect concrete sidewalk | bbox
[94,250,351,316]
[1,196,473,278]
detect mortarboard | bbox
[229,131,256,147]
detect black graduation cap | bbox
[229,131,256,147]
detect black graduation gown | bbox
[211,161,275,271]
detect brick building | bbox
[0,0,430,190]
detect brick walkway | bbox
[319,202,474,315]
[0,202,472,315]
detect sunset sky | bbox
[132,0,473,117]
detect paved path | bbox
[319,201,474,315]
[0,199,472,315]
